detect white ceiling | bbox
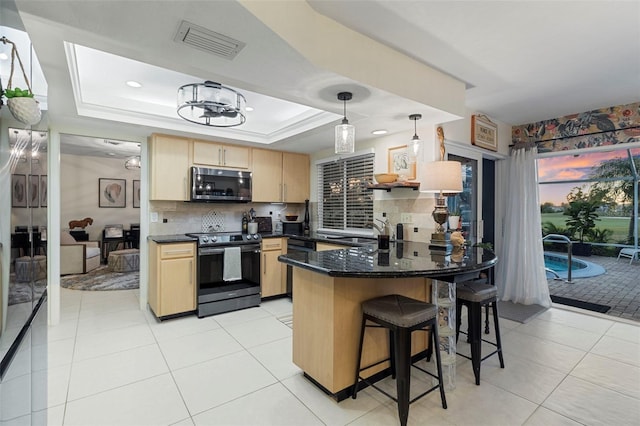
[4,1,640,156]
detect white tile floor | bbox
[32,289,640,425]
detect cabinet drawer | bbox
[261,238,283,251]
[160,243,195,259]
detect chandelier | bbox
[177,81,246,127]
[124,156,141,170]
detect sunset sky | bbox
[537,148,639,206]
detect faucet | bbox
[366,219,394,240]
[365,221,383,233]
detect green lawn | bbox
[541,213,634,243]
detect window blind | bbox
[317,153,374,231]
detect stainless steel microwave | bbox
[190,167,252,202]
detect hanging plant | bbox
[0,36,42,126]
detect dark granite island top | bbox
[278,241,497,399]
[278,240,497,280]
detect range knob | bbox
[211,235,217,242]
[253,234,259,240]
[202,236,209,243]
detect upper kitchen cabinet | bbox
[252,149,310,203]
[192,140,250,169]
[252,148,282,201]
[149,134,192,201]
[282,152,310,202]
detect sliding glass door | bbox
[446,146,496,247]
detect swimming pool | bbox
[544,252,606,279]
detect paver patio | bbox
[547,251,640,321]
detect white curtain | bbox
[496,147,551,307]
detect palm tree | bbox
[542,221,571,237]
[590,155,640,244]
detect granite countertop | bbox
[275,232,377,247]
[148,235,198,243]
[148,232,375,247]
[278,240,497,279]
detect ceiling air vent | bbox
[174,20,246,60]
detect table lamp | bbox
[421,127,462,253]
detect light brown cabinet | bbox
[260,238,287,297]
[149,134,191,201]
[192,140,250,169]
[252,149,282,202]
[251,149,310,203]
[148,241,196,318]
[282,152,310,202]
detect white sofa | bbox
[60,231,101,275]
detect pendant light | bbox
[408,113,422,164]
[335,92,355,154]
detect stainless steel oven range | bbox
[186,232,261,318]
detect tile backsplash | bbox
[149,197,436,242]
[149,201,304,235]
[376,197,436,244]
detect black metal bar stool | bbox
[456,281,505,385]
[352,294,447,426]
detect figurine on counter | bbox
[450,231,465,247]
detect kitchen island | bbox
[278,241,497,399]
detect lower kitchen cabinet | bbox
[149,241,196,318]
[261,238,287,297]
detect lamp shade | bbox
[421,161,463,193]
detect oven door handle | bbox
[199,246,261,255]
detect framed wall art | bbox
[11,174,27,207]
[99,178,126,208]
[29,175,39,208]
[133,180,141,208]
[388,145,416,180]
[471,114,498,151]
[40,175,47,207]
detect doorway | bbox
[59,134,141,290]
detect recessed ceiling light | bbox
[107,152,116,156]
[126,80,142,88]
[0,53,8,60]
[371,129,388,135]
[245,106,254,112]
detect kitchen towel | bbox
[223,246,242,281]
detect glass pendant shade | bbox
[177,81,246,127]
[408,135,421,164]
[335,92,355,154]
[335,119,355,154]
